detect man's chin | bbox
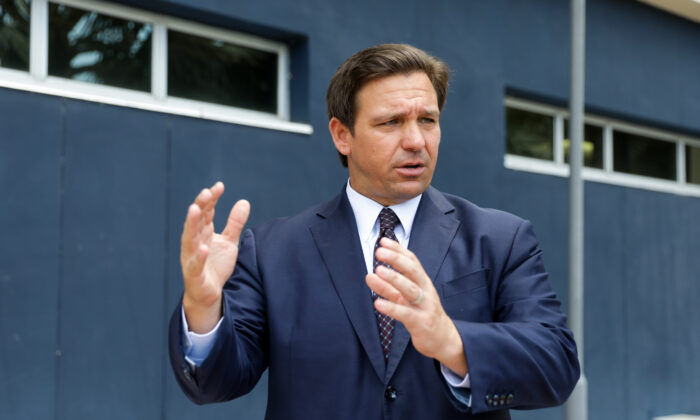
[388,181,430,202]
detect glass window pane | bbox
[563,120,604,169]
[168,30,278,114]
[0,0,30,71]
[613,130,676,180]
[506,107,554,160]
[48,4,152,91]
[687,145,700,185]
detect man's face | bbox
[334,72,441,206]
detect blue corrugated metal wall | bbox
[1,0,698,419]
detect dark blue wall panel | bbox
[584,183,629,420]
[620,189,700,419]
[587,0,700,133]
[0,89,63,420]
[54,101,169,419]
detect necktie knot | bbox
[378,207,399,237]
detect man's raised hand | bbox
[366,237,468,377]
[180,182,250,333]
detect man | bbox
[169,44,580,419]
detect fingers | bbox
[374,297,416,324]
[181,182,247,280]
[366,272,404,304]
[222,199,250,243]
[366,272,420,329]
[181,200,209,279]
[373,265,424,305]
[182,243,209,280]
[375,238,429,288]
[181,203,204,256]
[371,239,464,366]
[195,182,225,225]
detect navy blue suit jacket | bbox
[169,186,580,419]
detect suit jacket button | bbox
[492,394,499,405]
[506,394,514,404]
[485,394,493,405]
[183,368,192,382]
[499,394,506,405]
[385,386,398,400]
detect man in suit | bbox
[169,44,580,419]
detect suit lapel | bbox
[384,186,460,382]
[309,192,386,382]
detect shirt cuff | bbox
[440,363,472,407]
[181,307,223,367]
[440,363,471,388]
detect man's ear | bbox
[329,117,351,158]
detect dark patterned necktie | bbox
[373,207,400,360]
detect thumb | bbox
[222,199,250,243]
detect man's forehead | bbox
[356,73,438,111]
[360,72,434,93]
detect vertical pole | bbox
[151,22,168,101]
[565,0,588,420]
[29,0,48,80]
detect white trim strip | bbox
[0,70,313,135]
[505,155,700,198]
[677,140,687,185]
[554,113,564,165]
[603,125,613,173]
[277,44,290,121]
[29,0,48,80]
[151,22,167,101]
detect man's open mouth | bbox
[396,163,426,176]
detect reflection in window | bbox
[613,130,676,180]
[48,4,152,91]
[687,145,700,185]
[0,0,30,71]
[564,120,603,168]
[168,30,278,114]
[506,107,554,160]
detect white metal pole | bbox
[565,0,588,419]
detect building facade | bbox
[1,0,699,419]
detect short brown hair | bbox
[326,44,450,167]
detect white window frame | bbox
[504,97,700,198]
[0,0,311,135]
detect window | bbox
[506,107,554,160]
[48,3,152,91]
[504,97,700,197]
[613,130,676,180]
[168,29,277,113]
[0,0,311,134]
[563,120,603,169]
[0,0,30,71]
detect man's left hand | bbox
[366,237,468,377]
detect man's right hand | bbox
[180,181,250,334]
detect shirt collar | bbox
[345,180,422,243]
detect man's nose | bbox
[401,120,425,151]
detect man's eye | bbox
[383,119,398,126]
[420,117,436,124]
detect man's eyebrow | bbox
[371,112,402,123]
[371,108,440,123]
